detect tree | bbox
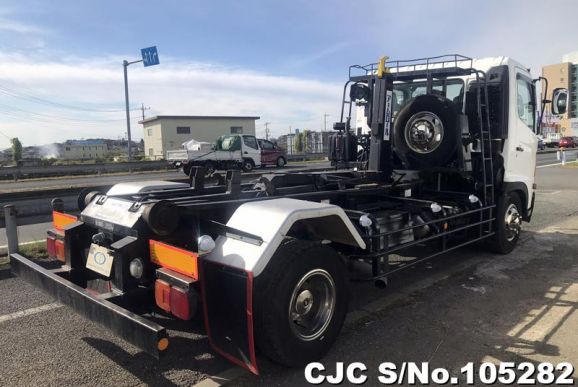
[11,137,22,163]
[294,132,305,153]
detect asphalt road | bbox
[1,161,578,386]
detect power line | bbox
[0,82,138,113]
[0,102,140,123]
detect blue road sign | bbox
[141,46,160,67]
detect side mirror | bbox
[350,82,371,104]
[552,88,568,115]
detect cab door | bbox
[242,135,261,166]
[504,68,537,209]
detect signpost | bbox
[123,46,160,161]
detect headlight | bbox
[129,258,144,279]
[198,235,216,253]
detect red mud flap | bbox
[201,259,258,374]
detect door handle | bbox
[244,151,248,154]
[516,146,524,152]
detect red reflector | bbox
[55,239,65,262]
[155,280,171,312]
[170,286,191,320]
[46,237,56,259]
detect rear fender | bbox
[201,198,365,373]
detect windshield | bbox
[215,135,241,151]
[392,79,464,116]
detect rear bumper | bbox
[10,253,168,358]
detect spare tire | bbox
[393,94,459,169]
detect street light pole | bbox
[123,58,143,161]
[123,60,132,161]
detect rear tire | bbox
[254,239,348,367]
[487,192,522,254]
[276,156,286,168]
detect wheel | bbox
[254,239,348,367]
[182,164,192,176]
[203,162,215,176]
[393,94,459,169]
[242,158,255,172]
[276,156,286,168]
[487,192,522,254]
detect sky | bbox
[0,0,577,148]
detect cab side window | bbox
[516,75,535,130]
[261,141,275,150]
[243,136,259,149]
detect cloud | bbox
[0,17,45,34]
[0,53,344,147]
[286,41,351,69]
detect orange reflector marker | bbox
[155,279,171,312]
[158,338,169,351]
[53,211,77,231]
[149,240,198,280]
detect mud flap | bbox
[201,259,258,374]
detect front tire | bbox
[487,192,522,254]
[242,158,255,172]
[254,239,348,367]
[276,156,286,168]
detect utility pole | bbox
[264,122,271,140]
[140,103,150,121]
[323,113,330,132]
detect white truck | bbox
[12,54,564,375]
[166,134,262,175]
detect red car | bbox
[258,139,287,167]
[559,137,577,148]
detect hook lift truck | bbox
[11,54,553,374]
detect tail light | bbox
[46,237,56,258]
[154,279,194,320]
[155,280,171,312]
[170,286,192,320]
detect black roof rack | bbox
[349,54,474,82]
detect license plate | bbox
[86,244,114,277]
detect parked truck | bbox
[166,134,287,175]
[11,54,562,374]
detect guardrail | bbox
[0,161,168,180]
[0,164,333,226]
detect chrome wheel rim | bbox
[404,111,444,154]
[505,203,521,242]
[288,269,336,341]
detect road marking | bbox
[537,162,571,168]
[0,303,62,324]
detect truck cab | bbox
[354,57,539,221]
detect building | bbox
[276,131,329,155]
[139,115,260,159]
[542,52,578,136]
[62,140,109,160]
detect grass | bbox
[560,161,578,168]
[17,241,48,260]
